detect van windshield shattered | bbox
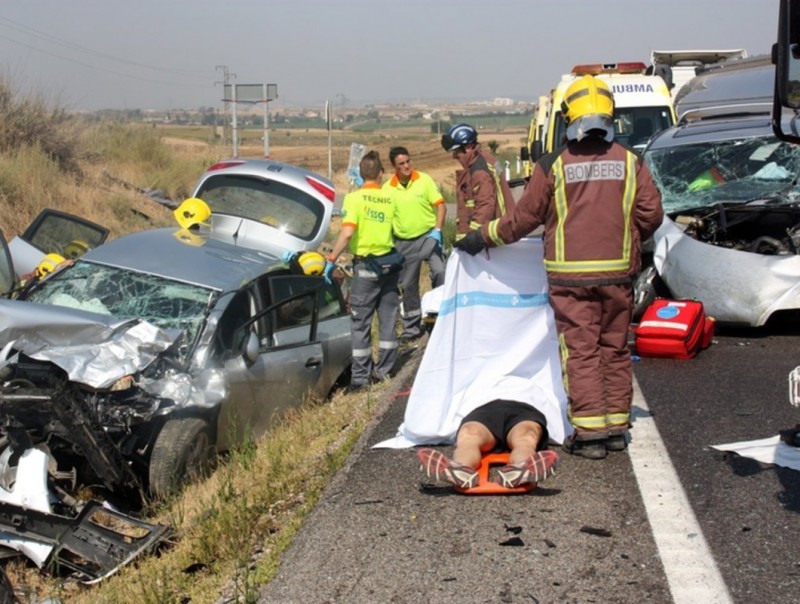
[26,261,213,346]
[645,134,800,213]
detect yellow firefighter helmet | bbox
[36,253,66,280]
[173,197,212,229]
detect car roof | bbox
[81,227,281,291]
[674,55,773,120]
[645,114,775,151]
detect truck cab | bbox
[650,49,749,99]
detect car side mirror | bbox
[773,0,800,143]
[243,331,259,365]
[531,140,543,162]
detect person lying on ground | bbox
[416,399,558,489]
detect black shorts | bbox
[460,399,549,452]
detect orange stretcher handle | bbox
[453,452,535,495]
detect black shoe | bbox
[606,434,628,452]
[399,333,422,344]
[369,372,391,384]
[563,436,608,459]
[345,383,368,394]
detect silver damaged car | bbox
[0,159,351,501]
[638,112,800,326]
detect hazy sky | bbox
[0,0,781,112]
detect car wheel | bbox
[633,266,668,322]
[148,417,214,500]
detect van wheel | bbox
[633,266,669,322]
[149,417,213,500]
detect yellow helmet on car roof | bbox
[36,253,66,280]
[173,197,212,229]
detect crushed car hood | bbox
[653,217,800,325]
[0,298,178,389]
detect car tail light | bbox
[306,176,336,202]
[204,160,247,172]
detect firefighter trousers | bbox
[348,263,401,385]
[395,236,445,339]
[548,283,633,441]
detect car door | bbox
[216,277,324,451]
[7,209,109,279]
[0,228,15,298]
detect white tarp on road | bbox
[711,435,800,471]
[374,237,571,449]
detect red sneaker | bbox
[497,450,559,488]
[416,448,479,489]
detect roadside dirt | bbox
[164,129,527,193]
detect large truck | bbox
[649,49,749,100]
[522,62,676,173]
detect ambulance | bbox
[523,62,676,172]
[521,95,551,177]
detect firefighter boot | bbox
[605,434,628,452]
[562,434,608,459]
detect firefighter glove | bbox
[453,229,486,256]
[281,250,297,264]
[323,261,336,285]
[426,227,443,246]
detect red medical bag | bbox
[634,299,714,360]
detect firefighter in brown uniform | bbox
[455,75,664,459]
[441,123,515,240]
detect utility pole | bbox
[215,65,236,148]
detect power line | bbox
[0,16,214,86]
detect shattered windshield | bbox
[25,261,214,346]
[645,134,800,213]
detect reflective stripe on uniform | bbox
[378,339,398,350]
[486,218,505,247]
[545,151,638,274]
[606,412,630,428]
[558,333,570,395]
[352,347,371,358]
[568,412,607,431]
[485,162,508,217]
[465,199,475,208]
[401,308,422,319]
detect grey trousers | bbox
[348,263,400,385]
[395,235,446,339]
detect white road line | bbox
[629,376,733,604]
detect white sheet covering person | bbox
[373,237,571,450]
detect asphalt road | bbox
[259,321,800,604]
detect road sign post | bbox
[223,82,278,159]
